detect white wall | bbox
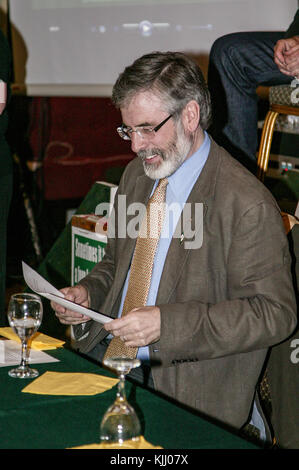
[9,0,298,95]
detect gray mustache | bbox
[138,149,165,161]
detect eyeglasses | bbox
[117,114,173,141]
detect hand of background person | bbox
[274,36,299,78]
[50,285,91,325]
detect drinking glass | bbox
[100,357,141,445]
[7,293,43,378]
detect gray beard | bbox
[138,127,193,180]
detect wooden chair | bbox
[257,83,299,182]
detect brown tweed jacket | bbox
[74,138,297,432]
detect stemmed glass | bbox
[7,293,43,379]
[100,357,141,446]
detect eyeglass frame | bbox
[117,114,173,141]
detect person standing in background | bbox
[0,28,13,325]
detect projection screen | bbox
[9,0,298,95]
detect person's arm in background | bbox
[0,29,10,114]
[274,36,299,77]
[274,9,299,78]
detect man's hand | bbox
[104,306,161,347]
[274,36,299,77]
[51,285,91,325]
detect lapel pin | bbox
[180,217,192,244]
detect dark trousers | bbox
[208,31,292,172]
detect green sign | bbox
[72,232,106,285]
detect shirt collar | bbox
[166,131,210,201]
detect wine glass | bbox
[7,293,43,379]
[100,357,141,446]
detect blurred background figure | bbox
[0,28,13,325]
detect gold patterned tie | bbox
[104,178,168,360]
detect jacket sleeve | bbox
[157,202,297,366]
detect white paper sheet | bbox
[22,262,111,325]
[0,339,59,367]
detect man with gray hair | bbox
[51,51,296,444]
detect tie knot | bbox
[149,178,168,205]
[157,178,168,190]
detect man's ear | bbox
[181,100,200,133]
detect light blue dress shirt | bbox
[116,131,210,362]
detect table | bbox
[0,346,259,449]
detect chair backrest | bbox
[256,84,299,181]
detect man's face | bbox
[120,91,193,179]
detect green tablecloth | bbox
[0,346,258,449]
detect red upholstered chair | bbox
[29,97,134,200]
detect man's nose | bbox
[130,131,147,154]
